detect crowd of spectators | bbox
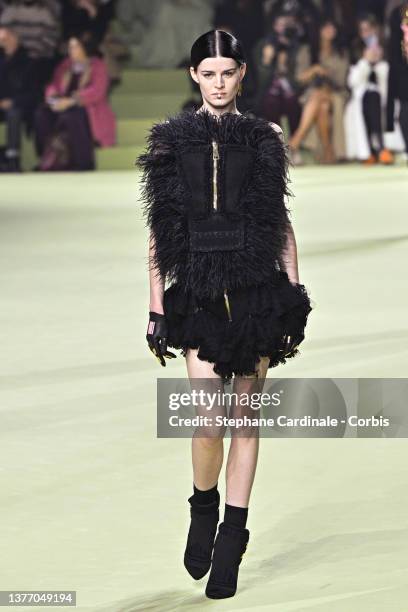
[0,0,117,172]
[210,0,408,165]
[128,0,408,166]
[0,0,408,172]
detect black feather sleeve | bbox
[136,121,189,286]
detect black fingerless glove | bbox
[146,311,177,367]
[280,279,312,357]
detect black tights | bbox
[0,106,22,154]
[362,90,384,154]
[399,101,408,154]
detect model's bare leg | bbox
[289,89,324,151]
[184,348,226,581]
[225,356,270,507]
[186,348,227,490]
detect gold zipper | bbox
[212,140,230,321]
[224,289,232,322]
[212,140,219,211]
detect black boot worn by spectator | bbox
[183,488,220,580]
[205,522,250,599]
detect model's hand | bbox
[281,332,304,356]
[146,311,177,366]
[281,278,307,355]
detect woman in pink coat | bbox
[34,32,116,171]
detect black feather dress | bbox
[136,107,313,382]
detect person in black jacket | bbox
[62,0,115,45]
[0,26,37,171]
[386,3,408,156]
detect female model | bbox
[137,30,313,600]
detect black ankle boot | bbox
[183,489,220,580]
[205,522,250,599]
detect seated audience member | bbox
[254,12,303,141]
[34,31,116,171]
[387,3,408,159]
[345,14,393,164]
[288,18,350,164]
[0,26,37,172]
[350,11,385,63]
[63,1,125,87]
[0,0,61,88]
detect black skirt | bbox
[163,270,313,382]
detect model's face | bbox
[190,56,246,109]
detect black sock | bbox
[224,503,248,529]
[193,482,219,505]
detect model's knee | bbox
[230,426,260,440]
[194,429,226,446]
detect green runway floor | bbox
[0,166,407,611]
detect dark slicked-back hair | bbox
[190,29,246,71]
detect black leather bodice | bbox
[177,142,256,252]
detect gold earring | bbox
[237,82,242,97]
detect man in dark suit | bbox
[0,26,37,171]
[386,3,408,157]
